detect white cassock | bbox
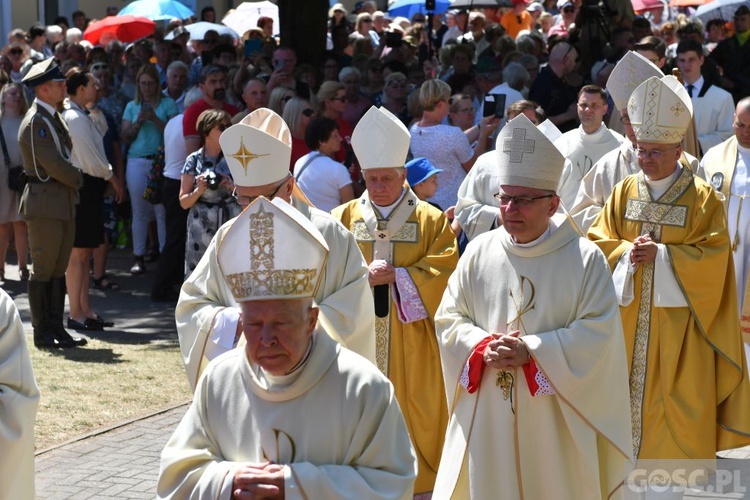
[553,123,624,208]
[0,288,39,500]
[688,78,734,155]
[157,331,417,499]
[175,198,376,392]
[434,214,633,499]
[701,136,750,367]
[453,150,500,241]
[570,143,701,232]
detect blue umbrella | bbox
[695,0,750,23]
[119,0,195,21]
[388,0,452,18]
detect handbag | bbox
[142,146,165,204]
[0,125,25,193]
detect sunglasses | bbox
[331,96,346,102]
[91,63,109,71]
[302,108,315,117]
[563,7,576,13]
[282,95,293,103]
[216,123,230,132]
[9,48,23,55]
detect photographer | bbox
[178,109,239,277]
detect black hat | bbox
[22,58,65,87]
[735,5,750,17]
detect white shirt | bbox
[62,102,113,180]
[163,114,187,180]
[293,151,352,212]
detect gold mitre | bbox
[628,75,693,144]
[352,106,410,170]
[220,108,291,187]
[217,197,328,302]
[495,114,564,192]
[607,51,663,112]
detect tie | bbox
[687,84,694,97]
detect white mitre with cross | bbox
[217,197,329,302]
[495,113,564,192]
[607,50,663,112]
[220,108,291,187]
[352,106,410,169]
[628,75,693,144]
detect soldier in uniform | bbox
[18,58,86,349]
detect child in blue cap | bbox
[405,157,443,210]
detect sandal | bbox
[90,314,115,327]
[93,275,121,291]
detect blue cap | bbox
[406,157,442,187]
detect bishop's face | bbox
[498,185,559,244]
[241,299,318,376]
[364,168,407,206]
[733,106,750,148]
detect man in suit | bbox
[18,58,86,349]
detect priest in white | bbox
[553,84,624,209]
[175,109,375,392]
[675,38,734,156]
[0,288,39,500]
[434,114,633,499]
[570,51,700,232]
[700,96,750,367]
[158,197,417,499]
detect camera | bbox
[205,171,220,190]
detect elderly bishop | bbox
[331,106,458,495]
[158,197,417,499]
[589,76,750,462]
[175,109,375,391]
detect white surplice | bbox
[434,214,633,499]
[176,198,376,392]
[553,123,624,208]
[0,288,39,500]
[158,332,417,499]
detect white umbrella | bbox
[165,21,238,40]
[222,1,279,38]
[695,0,750,23]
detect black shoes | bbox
[67,317,104,331]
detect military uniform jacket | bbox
[18,100,82,221]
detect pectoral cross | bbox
[496,276,537,407]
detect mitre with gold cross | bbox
[494,113,564,192]
[217,196,329,302]
[628,75,693,144]
[220,108,291,187]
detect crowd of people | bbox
[4,0,750,498]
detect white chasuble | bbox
[434,214,633,500]
[157,332,417,499]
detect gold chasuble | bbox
[589,168,750,459]
[332,188,458,494]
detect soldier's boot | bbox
[28,280,60,349]
[49,277,87,348]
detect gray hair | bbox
[503,62,530,91]
[338,66,361,82]
[515,35,536,55]
[167,60,188,76]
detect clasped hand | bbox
[630,233,657,266]
[483,330,530,369]
[232,462,285,499]
[368,259,395,286]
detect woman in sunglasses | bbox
[178,109,238,277]
[283,96,315,171]
[3,43,29,83]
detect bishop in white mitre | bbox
[433,114,633,499]
[175,109,375,391]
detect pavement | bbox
[2,248,750,498]
[1,246,189,499]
